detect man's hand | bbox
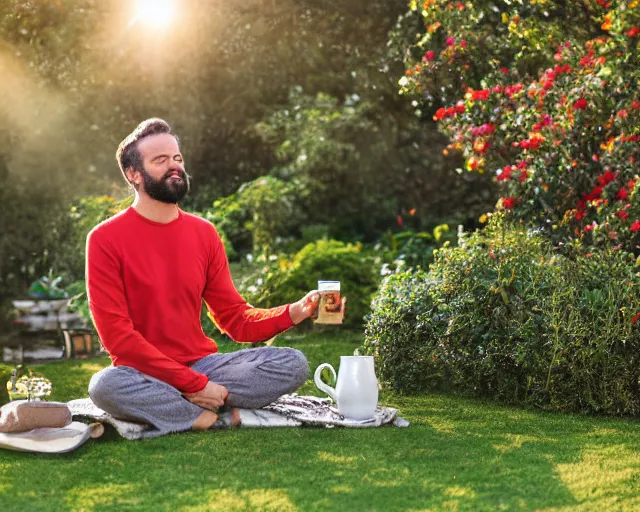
[184,381,229,410]
[289,290,320,324]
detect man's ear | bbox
[126,167,140,187]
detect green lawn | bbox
[1,330,640,511]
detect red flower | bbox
[627,27,640,37]
[575,210,586,221]
[496,166,512,181]
[632,101,640,110]
[631,221,640,232]
[434,108,446,120]
[632,312,640,325]
[397,215,404,227]
[460,40,467,48]
[471,123,495,136]
[596,169,618,186]
[454,101,466,113]
[584,224,595,232]
[616,188,629,201]
[424,50,435,62]
[473,139,490,154]
[504,84,523,97]
[573,98,588,110]
[579,56,593,67]
[618,210,629,221]
[446,37,455,46]
[500,67,509,75]
[502,197,516,209]
[471,89,490,101]
[583,186,603,202]
[618,109,629,119]
[492,85,502,93]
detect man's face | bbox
[133,133,189,204]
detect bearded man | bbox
[86,118,318,433]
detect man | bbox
[87,118,319,434]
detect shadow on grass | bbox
[1,332,639,511]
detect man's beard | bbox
[139,167,190,204]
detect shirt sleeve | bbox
[202,226,294,342]
[86,228,209,393]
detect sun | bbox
[132,0,175,29]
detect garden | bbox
[1,0,640,510]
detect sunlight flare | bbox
[131,0,175,28]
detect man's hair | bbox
[115,118,178,185]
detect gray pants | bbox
[88,346,309,434]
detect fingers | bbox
[305,290,320,305]
[186,396,224,410]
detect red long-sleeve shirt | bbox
[86,207,294,393]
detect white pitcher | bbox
[314,356,379,421]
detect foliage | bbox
[242,240,380,327]
[0,149,78,306]
[397,0,640,251]
[376,223,457,275]
[256,88,496,243]
[204,176,298,255]
[364,214,640,415]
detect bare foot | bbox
[192,410,218,431]
[228,407,241,426]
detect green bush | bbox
[364,214,640,415]
[376,223,457,274]
[244,240,381,327]
[204,176,300,256]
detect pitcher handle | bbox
[314,363,338,403]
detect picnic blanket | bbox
[68,394,409,440]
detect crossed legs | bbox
[88,347,309,434]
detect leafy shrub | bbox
[204,176,299,256]
[364,214,640,415]
[243,240,381,327]
[376,223,456,274]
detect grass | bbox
[1,330,640,511]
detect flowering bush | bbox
[398,0,640,251]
